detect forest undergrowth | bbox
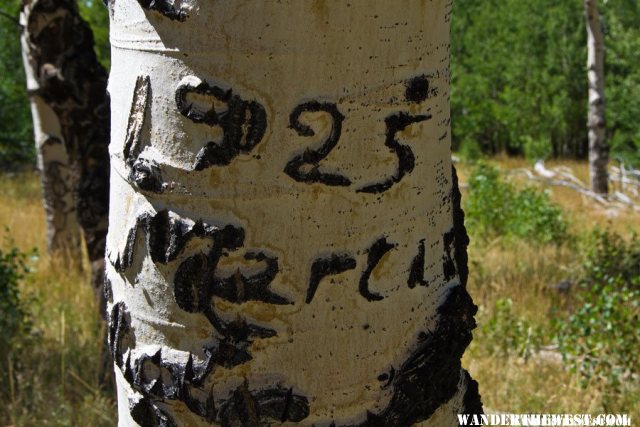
[0,159,638,425]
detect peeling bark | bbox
[107,1,481,425]
[20,0,111,314]
[585,0,608,195]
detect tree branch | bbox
[0,9,20,26]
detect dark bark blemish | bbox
[137,0,187,21]
[217,384,310,426]
[461,370,483,417]
[442,227,457,282]
[442,168,469,284]
[104,276,113,304]
[285,101,351,187]
[346,285,478,426]
[357,112,430,194]
[129,395,177,427]
[175,79,267,170]
[378,366,395,389]
[108,301,134,368]
[123,75,151,165]
[408,239,427,288]
[405,75,429,103]
[359,238,395,301]
[306,253,357,303]
[174,253,211,313]
[214,252,291,305]
[129,158,164,193]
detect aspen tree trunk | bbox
[20,0,111,314]
[106,1,482,425]
[585,0,608,195]
[20,14,82,258]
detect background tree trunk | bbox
[106,1,481,425]
[20,0,111,315]
[585,0,608,195]
[20,12,82,258]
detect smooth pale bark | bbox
[585,0,608,195]
[106,1,482,425]
[20,0,111,314]
[20,14,82,257]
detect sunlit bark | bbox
[106,1,481,425]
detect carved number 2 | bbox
[284,101,351,187]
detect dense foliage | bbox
[451,0,640,166]
[0,0,33,168]
[555,230,640,387]
[464,163,568,243]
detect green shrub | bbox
[479,298,544,360]
[555,230,640,387]
[522,135,552,163]
[464,163,568,244]
[0,239,36,370]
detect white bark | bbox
[585,0,608,195]
[20,9,82,255]
[106,1,481,425]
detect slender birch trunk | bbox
[20,0,111,314]
[585,0,608,195]
[106,1,481,425]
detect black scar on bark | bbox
[137,0,187,21]
[339,166,481,426]
[129,396,177,427]
[359,238,395,301]
[408,239,428,288]
[442,227,457,281]
[340,285,479,427]
[112,210,307,422]
[175,80,267,170]
[129,158,164,193]
[123,75,151,166]
[115,209,277,368]
[217,383,310,426]
[461,370,483,416]
[108,301,134,368]
[116,215,144,273]
[118,346,218,420]
[357,111,431,194]
[285,101,352,187]
[103,276,113,304]
[213,252,291,305]
[122,75,166,194]
[442,170,469,283]
[405,75,430,103]
[450,165,470,287]
[173,251,285,369]
[144,210,244,265]
[306,253,357,303]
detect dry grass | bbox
[0,173,115,427]
[1,163,638,425]
[458,159,640,420]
